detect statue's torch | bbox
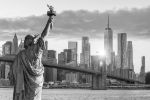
[47,5,56,30]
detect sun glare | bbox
[96,50,106,57]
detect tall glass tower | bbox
[80,36,90,69]
[104,16,113,71]
[117,33,127,69]
[68,41,78,67]
[126,41,134,70]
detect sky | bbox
[0,0,150,73]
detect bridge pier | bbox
[92,57,107,90]
[92,67,107,90]
[92,74,106,90]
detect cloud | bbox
[0,7,150,41]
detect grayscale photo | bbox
[0,0,150,100]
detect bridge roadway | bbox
[0,55,144,89]
[0,55,101,75]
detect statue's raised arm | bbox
[41,5,56,39]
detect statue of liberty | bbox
[12,5,56,100]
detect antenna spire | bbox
[107,15,109,29]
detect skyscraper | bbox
[57,49,74,82]
[12,34,18,54]
[47,50,56,59]
[91,55,100,70]
[126,41,134,71]
[80,36,90,69]
[80,37,91,83]
[104,16,113,73]
[45,41,48,50]
[44,50,57,82]
[64,49,72,64]
[1,41,13,79]
[104,16,113,66]
[57,52,66,81]
[42,41,48,61]
[68,41,78,67]
[58,52,66,65]
[2,41,13,55]
[18,39,24,52]
[68,42,79,82]
[117,33,127,69]
[110,52,116,71]
[139,56,145,83]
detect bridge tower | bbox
[92,57,107,90]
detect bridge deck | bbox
[0,55,101,75]
[0,55,144,84]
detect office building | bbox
[117,33,127,69]
[91,55,100,70]
[80,37,90,69]
[18,39,24,52]
[57,52,66,81]
[68,41,78,67]
[104,16,113,70]
[126,41,134,71]
[1,41,13,79]
[64,49,72,64]
[12,34,18,54]
[139,56,145,83]
[44,50,57,82]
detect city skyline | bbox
[0,0,150,74]
[0,33,144,73]
[0,32,145,84]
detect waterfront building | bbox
[80,37,91,83]
[57,52,66,81]
[126,41,134,71]
[68,42,79,82]
[1,41,13,79]
[44,50,57,82]
[66,72,78,83]
[0,63,5,79]
[117,33,127,69]
[63,49,79,82]
[104,16,113,71]
[57,49,73,82]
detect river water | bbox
[0,88,150,100]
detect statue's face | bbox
[27,38,34,45]
[24,35,34,49]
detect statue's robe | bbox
[12,38,45,100]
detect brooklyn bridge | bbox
[0,55,145,90]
